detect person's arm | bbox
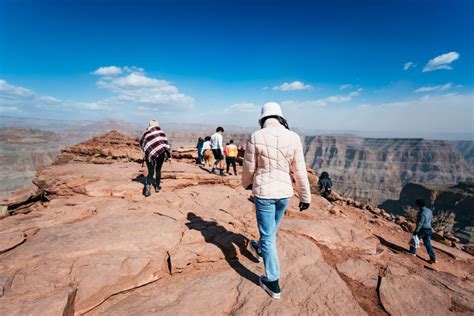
[241,134,257,189]
[414,211,425,234]
[292,136,311,204]
[219,135,224,153]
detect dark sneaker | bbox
[249,240,263,262]
[144,185,151,197]
[259,276,281,299]
[220,171,225,176]
[211,168,216,174]
[428,259,438,264]
[155,185,161,193]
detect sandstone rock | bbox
[0,231,25,254]
[379,274,452,315]
[336,258,379,288]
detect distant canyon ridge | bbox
[1,117,473,206]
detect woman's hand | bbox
[299,202,310,212]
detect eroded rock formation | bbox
[303,136,474,204]
[0,132,472,315]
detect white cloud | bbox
[0,67,194,118]
[225,102,259,113]
[423,51,460,72]
[349,88,363,97]
[39,96,61,103]
[95,71,194,111]
[0,79,35,100]
[0,106,18,112]
[403,62,416,70]
[92,66,123,76]
[414,83,452,93]
[273,81,312,91]
[339,84,353,90]
[283,94,352,108]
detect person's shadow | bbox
[186,212,260,285]
[132,174,147,185]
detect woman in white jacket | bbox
[242,102,311,299]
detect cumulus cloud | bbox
[403,62,416,70]
[0,66,194,119]
[414,83,452,93]
[95,70,194,111]
[92,66,123,76]
[273,81,312,91]
[423,52,460,72]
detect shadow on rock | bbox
[132,174,147,185]
[375,235,409,254]
[186,212,260,285]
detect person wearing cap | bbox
[139,119,171,197]
[242,102,311,299]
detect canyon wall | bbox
[0,129,64,198]
[303,136,474,204]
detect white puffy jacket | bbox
[241,118,311,203]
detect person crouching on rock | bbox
[318,171,333,199]
[410,199,437,264]
[140,119,171,197]
[242,102,311,300]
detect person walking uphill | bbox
[225,140,238,175]
[140,119,171,197]
[242,102,311,299]
[410,199,437,263]
[211,126,225,176]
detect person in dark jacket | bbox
[140,119,171,197]
[196,137,204,164]
[317,171,332,198]
[410,199,437,264]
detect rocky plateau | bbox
[0,131,473,315]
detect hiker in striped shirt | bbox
[140,119,171,197]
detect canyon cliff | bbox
[303,136,474,204]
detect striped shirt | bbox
[140,126,171,162]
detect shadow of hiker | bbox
[186,212,260,285]
[132,174,147,185]
[375,235,410,254]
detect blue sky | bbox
[0,0,473,138]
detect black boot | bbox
[144,184,151,197]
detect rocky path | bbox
[0,134,473,315]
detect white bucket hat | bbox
[259,102,285,123]
[149,119,159,127]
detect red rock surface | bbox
[0,132,472,315]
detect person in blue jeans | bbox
[410,199,437,264]
[242,102,312,299]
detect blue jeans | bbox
[410,228,436,260]
[255,197,289,282]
